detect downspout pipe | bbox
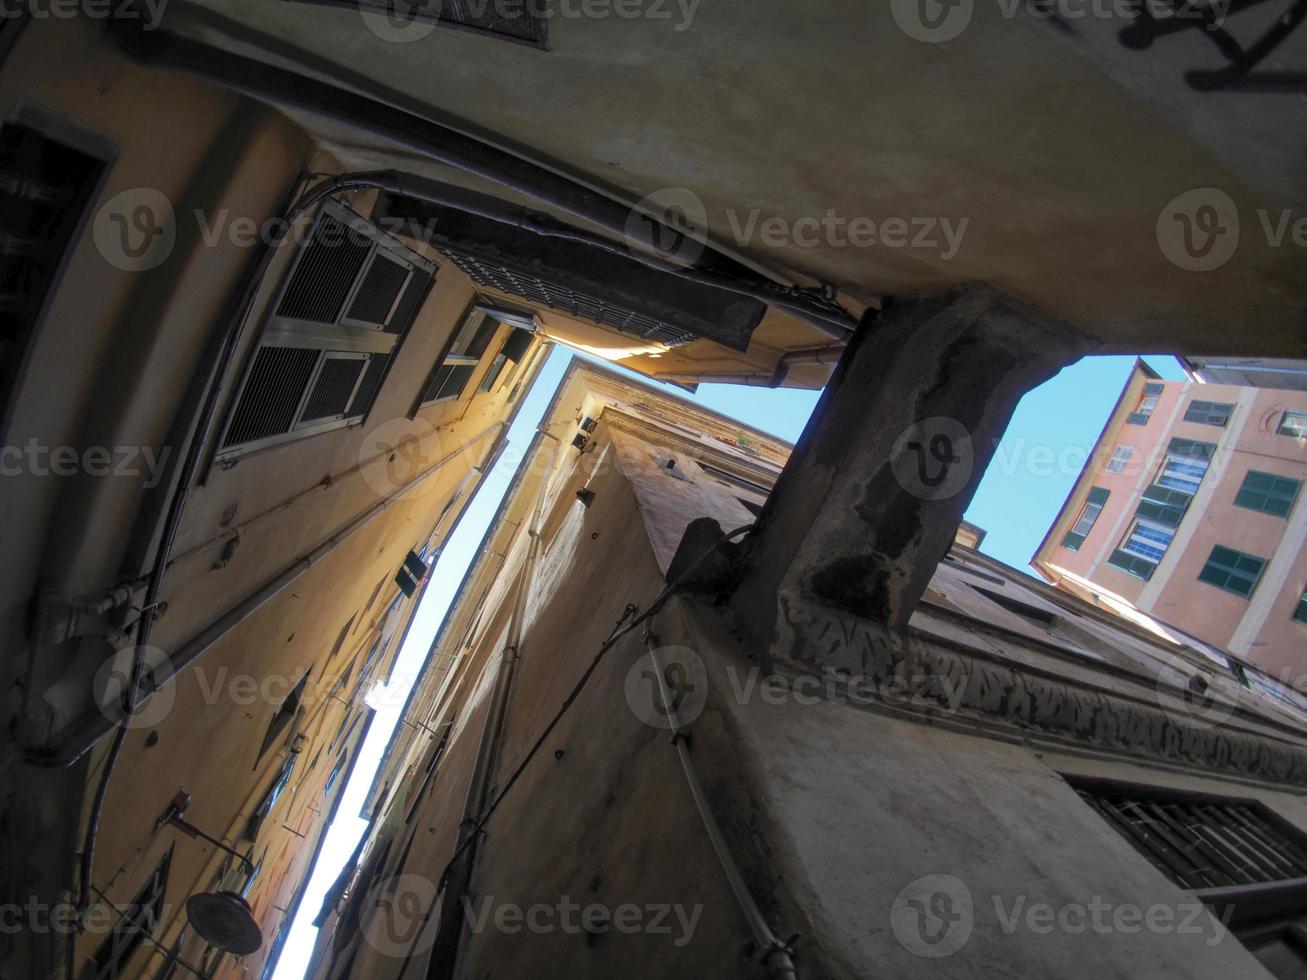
[425,431,561,980]
[112,27,856,340]
[27,421,505,770]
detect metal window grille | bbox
[1075,783,1307,891]
[444,250,697,348]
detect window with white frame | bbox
[1278,411,1307,439]
[1127,382,1164,425]
[216,201,435,461]
[1157,452,1209,495]
[1120,518,1175,564]
[1071,499,1104,536]
[1105,446,1134,474]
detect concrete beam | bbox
[732,285,1093,661]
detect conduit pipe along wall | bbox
[425,429,562,980]
[644,629,798,980]
[113,27,858,340]
[28,421,506,769]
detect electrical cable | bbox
[432,522,756,893]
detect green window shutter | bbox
[1183,400,1233,427]
[1126,412,1151,426]
[1168,437,1216,461]
[1139,484,1191,526]
[1135,499,1185,528]
[1087,487,1110,505]
[1294,590,1307,625]
[1141,484,1192,509]
[1062,531,1086,551]
[1197,546,1267,598]
[1234,470,1301,518]
[1143,382,1165,395]
[1108,550,1155,580]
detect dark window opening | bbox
[91,847,171,980]
[243,755,296,841]
[257,671,309,763]
[0,122,107,441]
[394,549,428,597]
[418,306,500,406]
[325,749,349,795]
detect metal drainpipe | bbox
[27,421,505,769]
[643,630,798,980]
[425,429,561,980]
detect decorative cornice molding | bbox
[776,595,1307,787]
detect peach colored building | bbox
[1034,361,1307,688]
